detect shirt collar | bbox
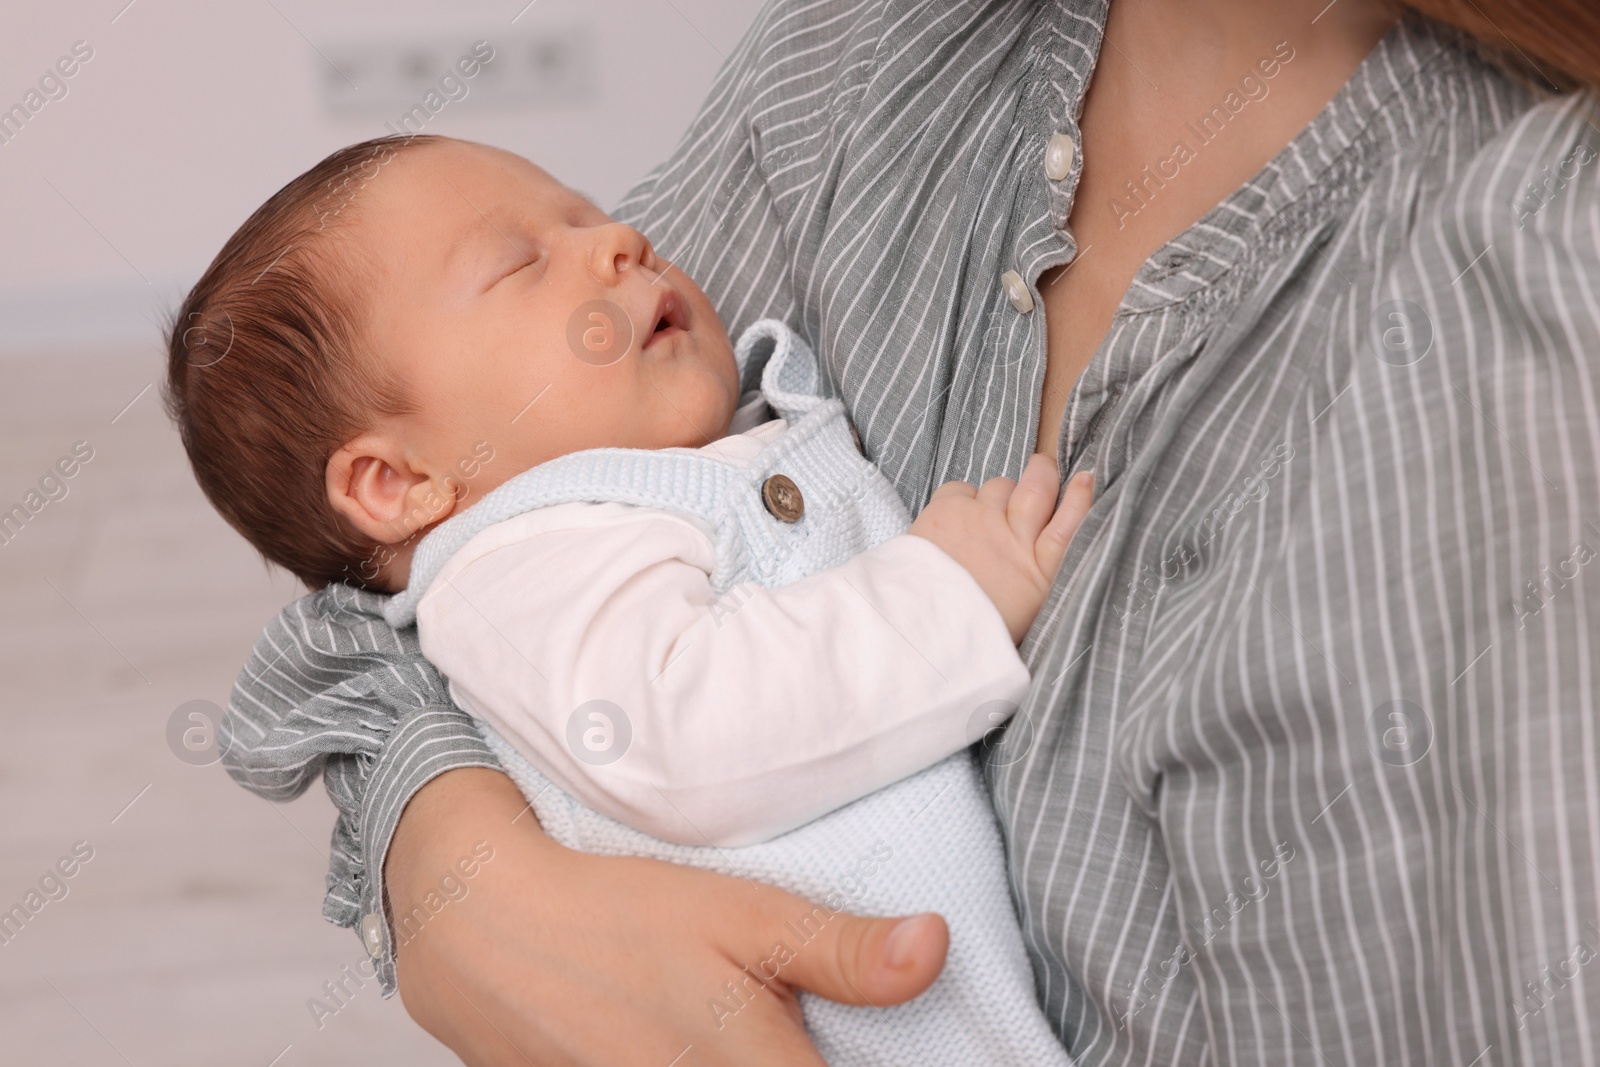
[1025,6,1457,314]
[1117,16,1455,312]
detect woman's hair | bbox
[1400,0,1600,93]
[164,134,442,592]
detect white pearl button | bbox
[1001,270,1034,313]
[361,912,385,958]
[1045,132,1076,181]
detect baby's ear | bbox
[325,434,454,545]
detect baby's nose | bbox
[588,222,650,282]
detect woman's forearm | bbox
[385,767,547,894]
[382,767,950,1067]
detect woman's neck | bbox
[1032,0,1396,454]
[1117,0,1394,68]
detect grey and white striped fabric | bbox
[223,1,1600,1061]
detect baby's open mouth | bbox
[644,290,687,349]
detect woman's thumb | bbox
[776,911,949,1007]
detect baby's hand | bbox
[909,454,1094,643]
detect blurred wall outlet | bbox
[319,27,593,115]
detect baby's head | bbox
[166,135,738,592]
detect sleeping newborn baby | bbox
[166,134,1090,1066]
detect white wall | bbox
[0,0,764,352]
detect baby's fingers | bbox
[1034,470,1095,579]
[928,479,978,503]
[1007,453,1062,543]
[975,475,1017,511]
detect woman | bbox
[224,0,1600,1062]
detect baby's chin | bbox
[661,400,738,448]
[647,354,741,444]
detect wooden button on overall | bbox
[761,474,804,522]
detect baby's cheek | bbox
[683,357,741,432]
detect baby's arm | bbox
[418,509,1025,846]
[415,460,1089,848]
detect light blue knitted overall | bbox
[386,321,1073,1067]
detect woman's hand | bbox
[386,768,951,1066]
[910,454,1094,642]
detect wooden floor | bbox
[0,345,458,1065]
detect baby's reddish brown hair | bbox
[164,134,442,590]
